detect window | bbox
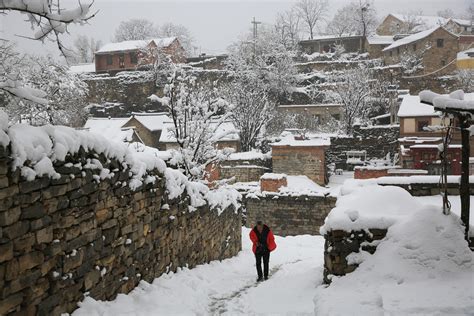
[119,54,125,68]
[106,55,113,65]
[417,119,430,132]
[397,47,400,55]
[413,43,416,51]
[437,39,444,47]
[465,26,468,31]
[313,115,321,123]
[332,114,341,121]
[130,52,138,64]
[441,59,446,66]
[390,51,393,57]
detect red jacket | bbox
[249,225,277,254]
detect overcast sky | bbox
[0,0,468,59]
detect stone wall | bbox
[0,145,241,315]
[244,194,336,236]
[327,125,399,169]
[377,181,474,196]
[323,229,387,284]
[220,166,270,183]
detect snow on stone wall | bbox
[0,112,242,315]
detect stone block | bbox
[36,226,53,244]
[0,241,13,263]
[21,203,46,220]
[0,206,21,226]
[18,251,44,272]
[0,293,23,314]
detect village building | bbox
[299,35,365,55]
[83,113,239,152]
[159,120,240,152]
[457,48,474,69]
[277,103,344,125]
[376,13,472,36]
[83,117,140,143]
[365,35,394,59]
[458,35,474,51]
[94,37,186,74]
[382,26,459,74]
[121,113,173,149]
[270,132,330,185]
[397,94,474,174]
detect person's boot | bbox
[257,276,263,282]
[264,276,268,281]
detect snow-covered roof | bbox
[457,48,474,60]
[278,104,342,108]
[390,14,449,31]
[397,95,439,117]
[96,37,176,54]
[159,121,240,143]
[84,117,134,143]
[300,34,363,43]
[128,113,173,132]
[69,63,95,73]
[366,35,394,45]
[271,132,331,147]
[383,27,450,51]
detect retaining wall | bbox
[0,145,241,315]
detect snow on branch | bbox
[1,0,98,56]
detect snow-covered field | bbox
[73,228,325,316]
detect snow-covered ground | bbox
[73,228,325,316]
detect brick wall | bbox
[272,146,327,185]
[244,194,336,236]
[260,176,287,192]
[0,145,241,315]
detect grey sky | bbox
[0,0,467,58]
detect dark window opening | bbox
[119,54,125,68]
[441,59,446,66]
[437,39,444,47]
[130,52,138,64]
[417,119,430,132]
[413,43,416,51]
[106,55,113,65]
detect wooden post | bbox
[459,114,470,242]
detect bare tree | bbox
[161,69,232,180]
[327,66,381,134]
[396,10,427,34]
[295,0,329,40]
[437,8,456,19]
[114,18,158,42]
[158,22,193,55]
[69,35,102,64]
[326,5,359,37]
[275,9,301,49]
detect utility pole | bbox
[251,17,262,57]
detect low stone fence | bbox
[0,145,241,315]
[220,165,270,183]
[374,176,474,196]
[244,193,336,236]
[323,229,387,284]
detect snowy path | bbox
[74,228,325,316]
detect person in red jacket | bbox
[249,221,276,281]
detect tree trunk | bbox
[459,115,471,242]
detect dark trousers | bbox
[255,251,270,278]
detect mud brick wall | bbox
[244,194,336,236]
[323,228,387,284]
[0,145,241,316]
